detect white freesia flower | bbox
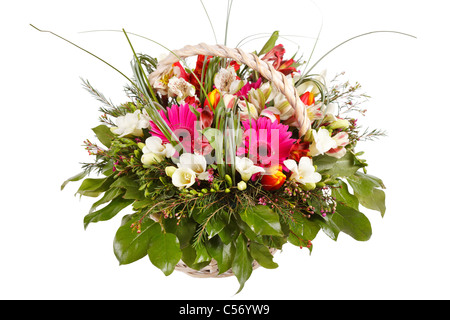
[309,128,338,157]
[110,109,150,137]
[171,167,197,188]
[214,67,241,94]
[142,136,175,158]
[284,157,322,185]
[177,153,209,180]
[167,77,196,103]
[235,156,265,182]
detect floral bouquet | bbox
[58,30,386,292]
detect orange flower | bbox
[300,91,315,106]
[261,165,286,191]
[204,88,221,110]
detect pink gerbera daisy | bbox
[238,117,296,167]
[149,103,200,153]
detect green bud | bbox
[303,129,314,143]
[210,188,216,193]
[329,119,350,130]
[316,182,326,188]
[134,149,141,158]
[213,183,220,191]
[326,179,339,186]
[165,166,177,177]
[301,183,316,191]
[137,142,146,150]
[225,174,233,187]
[224,188,231,193]
[201,188,208,194]
[189,189,198,195]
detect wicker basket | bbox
[149,43,309,278]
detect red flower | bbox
[262,44,298,76]
[190,55,213,94]
[261,165,286,191]
[289,140,310,162]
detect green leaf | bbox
[163,218,197,250]
[240,205,283,236]
[314,152,364,177]
[92,124,115,148]
[206,236,236,275]
[113,216,157,265]
[290,212,321,240]
[83,197,133,229]
[249,242,278,269]
[232,234,253,294]
[76,176,114,197]
[61,171,87,190]
[258,31,279,55]
[147,232,182,276]
[110,176,139,189]
[347,172,386,217]
[332,180,359,210]
[89,187,124,213]
[332,203,372,241]
[193,242,211,265]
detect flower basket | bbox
[53,29,388,293]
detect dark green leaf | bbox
[83,197,133,229]
[92,124,114,148]
[163,218,197,250]
[240,205,283,236]
[249,242,278,269]
[113,216,157,265]
[148,231,182,276]
[332,203,372,241]
[206,236,236,275]
[232,234,253,294]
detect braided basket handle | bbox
[149,43,311,136]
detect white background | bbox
[1,0,449,300]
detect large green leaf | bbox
[163,217,197,250]
[332,203,372,241]
[314,152,363,177]
[113,216,157,265]
[92,124,115,148]
[83,197,133,229]
[232,234,253,294]
[347,172,386,217]
[76,176,114,197]
[147,232,182,276]
[249,242,278,269]
[206,236,236,275]
[240,205,283,236]
[332,180,359,210]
